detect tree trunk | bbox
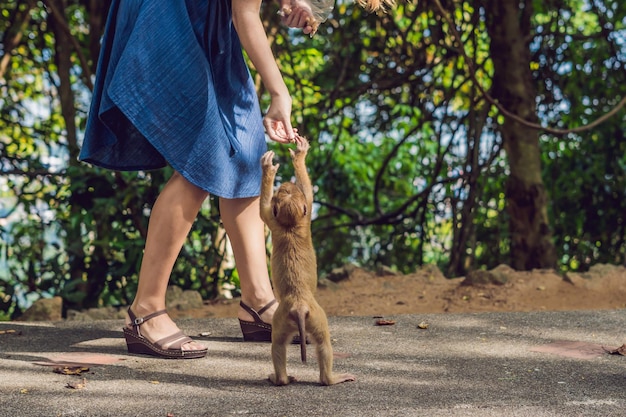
[49,0,97,308]
[483,0,557,270]
[86,0,112,75]
[0,0,36,81]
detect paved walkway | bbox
[1,310,625,416]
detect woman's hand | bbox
[263,93,296,144]
[279,0,316,35]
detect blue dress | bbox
[79,0,267,199]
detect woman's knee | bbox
[168,171,209,203]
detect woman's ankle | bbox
[129,300,167,317]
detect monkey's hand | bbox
[260,151,279,225]
[261,151,280,175]
[289,135,310,162]
[289,135,313,208]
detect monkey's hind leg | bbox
[311,311,356,386]
[268,316,296,386]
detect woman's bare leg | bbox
[128,171,207,351]
[219,197,277,323]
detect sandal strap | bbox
[153,330,193,351]
[239,299,277,324]
[127,308,168,327]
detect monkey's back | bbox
[269,226,318,300]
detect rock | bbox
[18,296,63,321]
[317,278,339,290]
[63,286,204,321]
[66,306,126,321]
[417,264,446,282]
[462,269,508,286]
[376,265,398,276]
[562,264,626,283]
[586,263,626,278]
[489,264,515,284]
[324,263,359,283]
[491,264,515,274]
[165,285,204,311]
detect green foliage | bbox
[268,0,510,275]
[532,0,626,269]
[1,0,624,316]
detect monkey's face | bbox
[272,183,308,228]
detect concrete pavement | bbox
[1,310,625,416]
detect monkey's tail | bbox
[290,305,309,363]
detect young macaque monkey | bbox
[260,135,355,386]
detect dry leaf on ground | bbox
[54,366,90,375]
[65,378,87,390]
[605,344,626,356]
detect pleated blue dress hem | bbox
[79,0,267,200]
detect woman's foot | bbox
[238,299,278,342]
[125,305,206,353]
[237,298,277,324]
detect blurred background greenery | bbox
[1,0,624,319]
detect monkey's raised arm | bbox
[260,151,279,228]
[290,135,313,215]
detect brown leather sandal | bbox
[239,300,276,342]
[238,300,308,344]
[123,308,208,359]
